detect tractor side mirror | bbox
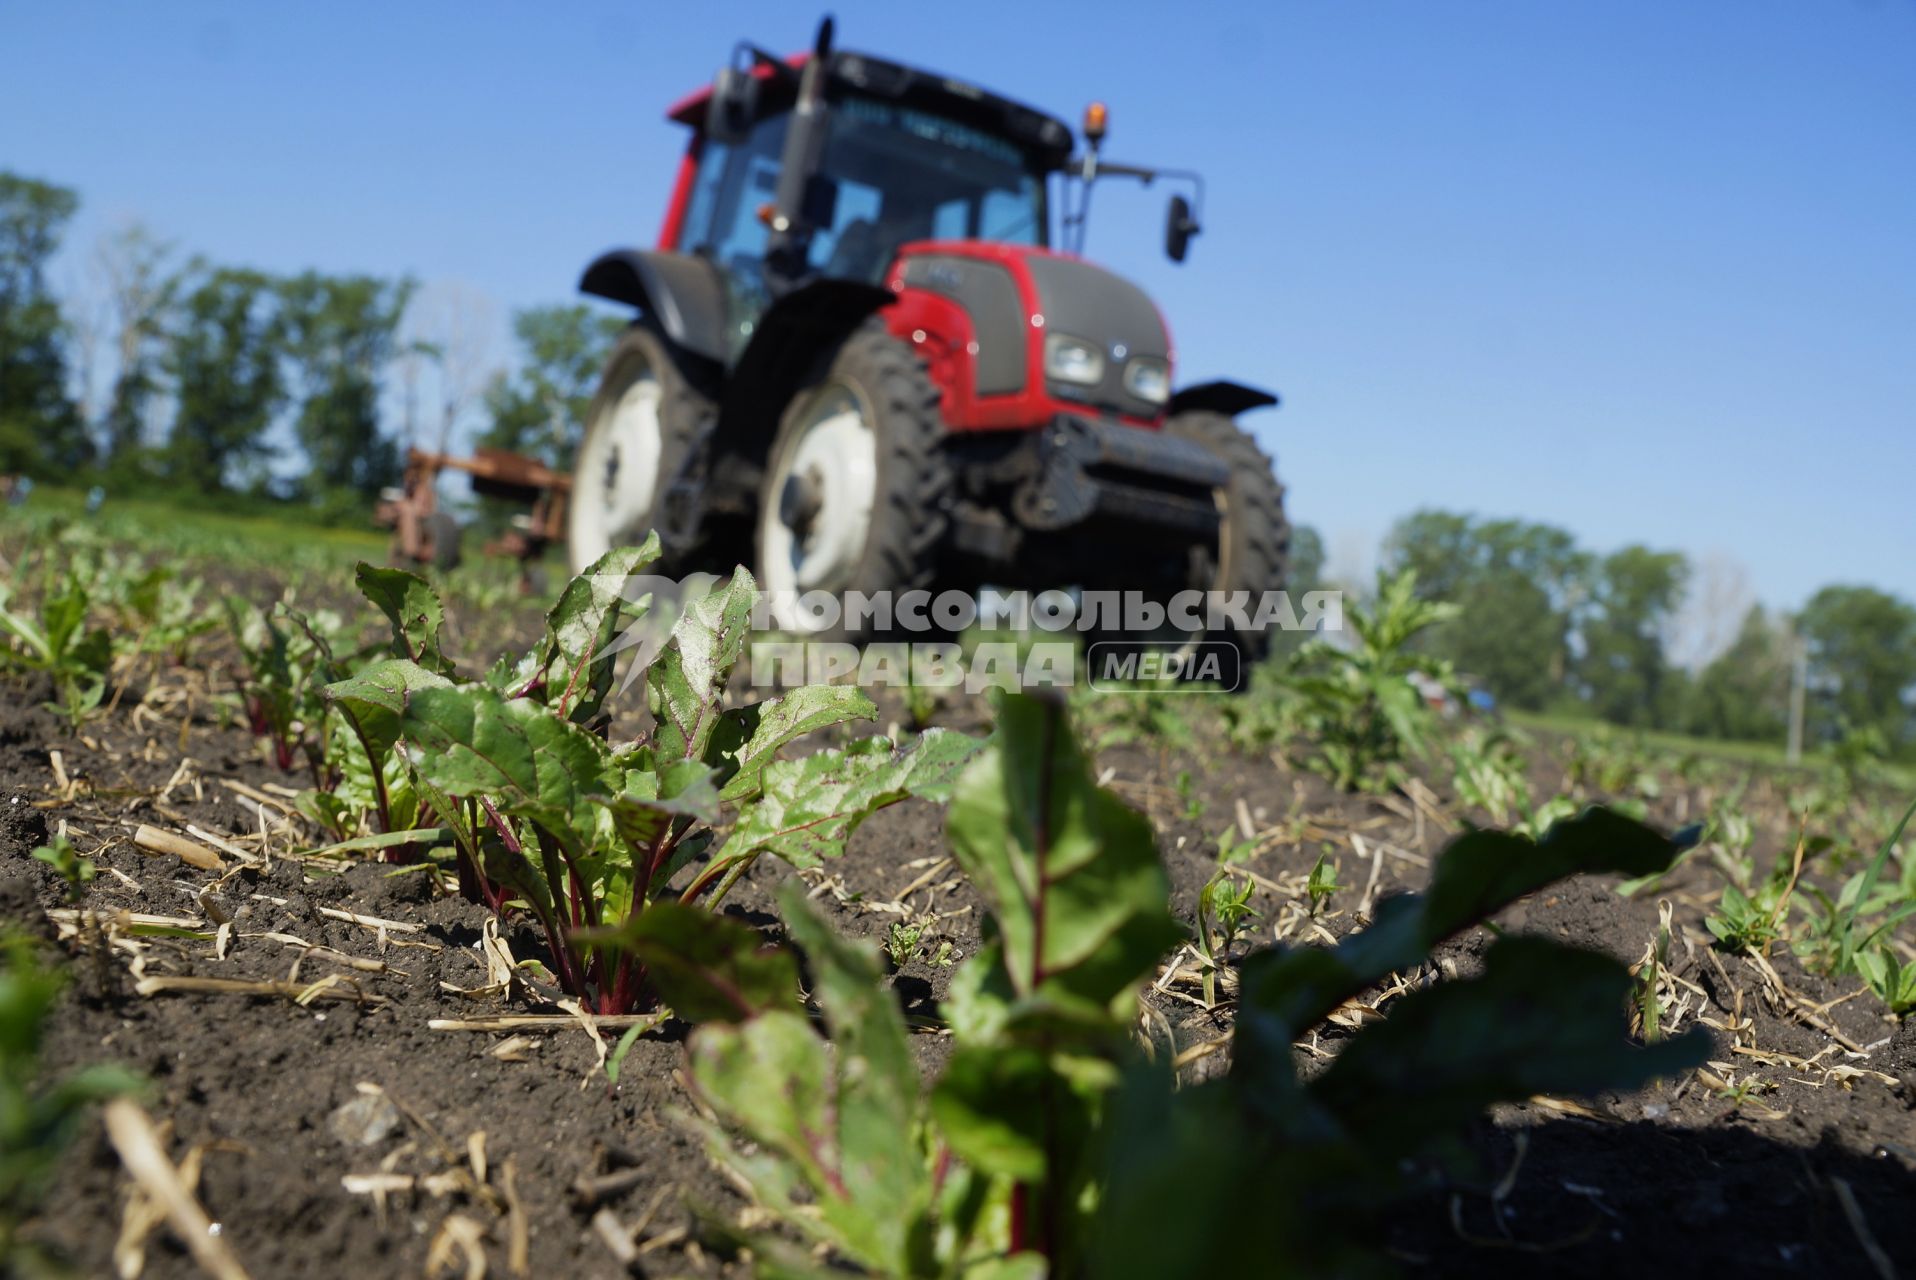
[707,65,758,145]
[1165,193,1200,263]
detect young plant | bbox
[684,883,1015,1278]
[679,692,1706,1279]
[222,594,348,777]
[1285,569,1458,791]
[886,921,926,968]
[117,565,217,664]
[1305,850,1341,915]
[1,934,144,1268]
[1856,945,1916,1017]
[1196,871,1259,1007]
[0,575,114,728]
[1173,769,1205,823]
[31,835,94,904]
[1212,823,1255,866]
[1447,722,1531,825]
[338,541,978,1014]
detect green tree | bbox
[1683,604,1792,743]
[1381,511,1588,710]
[277,271,415,501]
[1578,545,1688,728]
[1797,585,1916,753]
[478,305,625,465]
[163,265,284,492]
[1287,524,1325,596]
[0,172,86,476]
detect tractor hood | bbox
[1022,251,1172,421]
[893,244,1172,423]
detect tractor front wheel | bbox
[754,323,950,640]
[568,326,715,573]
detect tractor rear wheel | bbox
[568,326,715,573]
[1163,409,1290,662]
[754,322,950,640]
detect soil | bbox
[3,573,1913,1279]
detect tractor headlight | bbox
[1044,333,1105,386]
[1123,357,1171,405]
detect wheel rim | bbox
[568,353,664,571]
[757,379,879,626]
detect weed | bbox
[1285,569,1457,790]
[1213,823,1255,866]
[1173,769,1205,823]
[885,922,925,968]
[1305,851,1341,915]
[30,835,93,904]
[1196,871,1258,1006]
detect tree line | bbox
[0,170,620,516]
[1377,510,1916,760]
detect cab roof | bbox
[666,50,1076,171]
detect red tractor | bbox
[568,20,1288,650]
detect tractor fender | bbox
[578,249,728,364]
[713,278,898,475]
[1167,380,1280,418]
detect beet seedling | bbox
[329,539,978,1014]
[678,692,1707,1278]
[0,574,114,729]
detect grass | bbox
[1508,707,1916,789]
[8,485,390,567]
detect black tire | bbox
[424,511,463,572]
[754,322,950,641]
[568,325,717,573]
[1163,409,1290,662]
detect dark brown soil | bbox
[4,587,1914,1278]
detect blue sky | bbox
[5,1,1913,620]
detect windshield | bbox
[808,95,1048,283]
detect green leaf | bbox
[929,1045,1052,1180]
[324,657,450,756]
[1302,935,1709,1172]
[649,568,756,763]
[397,683,614,857]
[946,693,1181,1014]
[689,1008,838,1200]
[775,882,928,1265]
[719,730,982,870]
[715,685,880,801]
[1236,805,1691,1074]
[611,901,796,1023]
[1836,797,1916,973]
[534,539,661,724]
[354,563,455,675]
[596,759,723,855]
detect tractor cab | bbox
[662,46,1069,360]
